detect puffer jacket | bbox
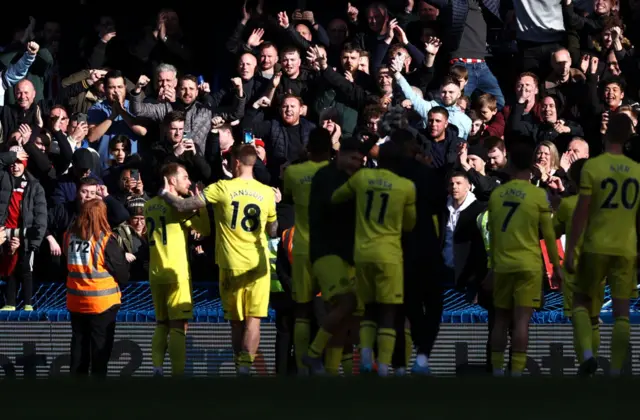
[129,91,246,153]
[0,152,47,251]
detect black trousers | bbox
[5,251,34,307]
[403,262,444,357]
[271,293,324,375]
[69,305,119,377]
[270,293,296,376]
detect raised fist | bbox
[26,41,39,55]
[136,75,151,91]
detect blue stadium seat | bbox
[1,281,639,323]
[0,281,276,322]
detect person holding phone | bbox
[147,112,213,191]
[117,168,148,204]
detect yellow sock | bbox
[491,352,504,371]
[359,320,377,350]
[572,307,593,361]
[511,352,527,374]
[168,327,186,376]
[592,323,600,358]
[237,351,255,369]
[324,347,343,376]
[376,328,396,365]
[151,324,169,368]
[611,316,630,372]
[294,318,311,369]
[341,352,353,375]
[308,327,332,358]
[404,328,413,368]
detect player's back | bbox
[206,178,277,270]
[488,179,550,273]
[581,153,640,257]
[350,168,416,263]
[283,160,328,255]
[144,196,190,284]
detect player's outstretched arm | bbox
[163,193,206,213]
[331,177,355,204]
[159,176,207,213]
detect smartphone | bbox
[183,138,195,151]
[197,75,205,86]
[243,129,253,144]
[75,113,88,123]
[130,170,140,181]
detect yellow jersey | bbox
[488,179,552,273]
[283,160,329,256]
[332,168,416,263]
[554,195,578,261]
[144,196,211,285]
[203,178,277,270]
[580,153,640,257]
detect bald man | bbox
[2,79,40,144]
[209,53,268,116]
[566,137,589,160]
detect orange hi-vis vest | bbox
[65,232,121,314]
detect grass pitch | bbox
[2,376,636,419]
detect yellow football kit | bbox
[145,197,211,321]
[313,255,357,301]
[577,153,640,300]
[332,168,416,305]
[283,160,329,303]
[203,178,277,321]
[488,179,559,309]
[555,195,605,317]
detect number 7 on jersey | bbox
[501,201,520,232]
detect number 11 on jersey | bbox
[364,190,390,224]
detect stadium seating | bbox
[2,281,638,323]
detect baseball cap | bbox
[9,145,27,163]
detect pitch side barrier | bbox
[1,282,640,377]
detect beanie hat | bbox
[467,144,488,162]
[126,196,147,216]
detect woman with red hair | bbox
[65,199,129,377]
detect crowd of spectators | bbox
[0,0,638,323]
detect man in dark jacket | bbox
[242,94,316,188]
[46,177,130,285]
[51,148,103,206]
[148,111,212,190]
[389,129,446,374]
[423,107,466,171]
[0,147,47,311]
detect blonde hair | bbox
[535,140,561,171]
